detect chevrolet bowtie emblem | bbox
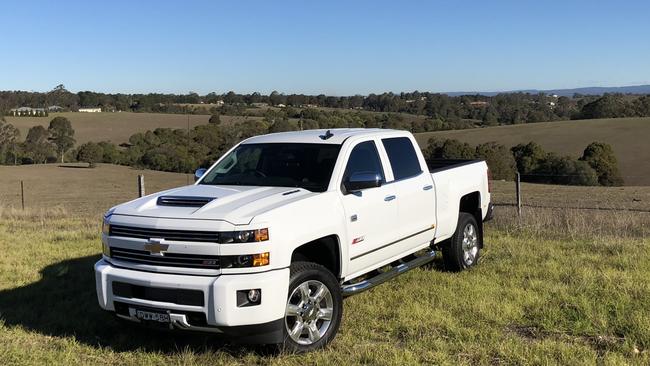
[144,238,169,256]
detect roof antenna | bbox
[319,130,334,140]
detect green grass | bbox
[0,208,648,365]
[414,117,650,186]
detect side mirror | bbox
[194,168,207,182]
[344,172,382,193]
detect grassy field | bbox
[414,117,650,186]
[1,164,649,364]
[5,112,259,146]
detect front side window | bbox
[382,137,422,180]
[342,141,385,183]
[200,143,341,192]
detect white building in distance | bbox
[79,107,102,113]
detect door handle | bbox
[384,195,396,202]
[423,185,433,191]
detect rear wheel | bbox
[442,213,481,271]
[281,262,342,353]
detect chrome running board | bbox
[341,249,436,297]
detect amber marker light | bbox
[255,228,269,242]
[252,252,270,267]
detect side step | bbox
[341,249,436,297]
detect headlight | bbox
[102,241,111,257]
[102,207,115,236]
[220,228,269,243]
[102,216,111,236]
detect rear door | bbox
[339,139,398,274]
[380,136,436,242]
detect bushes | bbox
[76,142,103,168]
[424,138,516,180]
[425,138,620,186]
[511,142,604,186]
[580,142,624,186]
[475,142,516,180]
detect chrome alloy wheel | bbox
[462,223,479,265]
[285,280,334,345]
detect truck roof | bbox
[242,128,404,145]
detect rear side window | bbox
[343,141,385,182]
[382,137,422,180]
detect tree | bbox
[268,119,298,133]
[511,142,546,174]
[535,154,599,186]
[47,116,75,163]
[208,113,221,124]
[580,142,624,186]
[98,141,122,164]
[475,142,516,180]
[0,117,20,165]
[24,126,54,164]
[76,142,103,168]
[423,138,475,160]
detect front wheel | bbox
[281,262,343,353]
[442,212,481,271]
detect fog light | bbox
[237,289,262,307]
[247,289,261,303]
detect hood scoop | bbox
[157,195,216,207]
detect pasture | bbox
[414,117,650,186]
[5,112,259,146]
[0,164,649,364]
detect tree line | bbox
[3,85,650,130]
[0,113,623,187]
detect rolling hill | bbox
[414,117,650,186]
[5,112,259,145]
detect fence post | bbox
[515,172,522,217]
[138,175,145,197]
[20,180,25,210]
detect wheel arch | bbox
[458,191,484,248]
[291,235,342,279]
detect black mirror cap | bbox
[194,168,207,182]
[344,172,382,193]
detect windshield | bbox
[199,143,341,192]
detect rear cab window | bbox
[381,137,422,181]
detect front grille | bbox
[112,281,204,306]
[110,247,221,269]
[110,225,219,243]
[157,196,215,207]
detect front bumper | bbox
[95,259,289,343]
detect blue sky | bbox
[1,0,649,95]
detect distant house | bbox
[78,107,102,113]
[48,105,63,112]
[469,101,489,107]
[276,104,286,108]
[9,107,47,116]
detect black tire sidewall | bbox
[444,213,480,271]
[281,262,343,353]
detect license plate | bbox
[134,309,170,323]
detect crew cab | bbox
[95,128,493,352]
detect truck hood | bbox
[112,184,315,225]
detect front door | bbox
[339,140,398,276]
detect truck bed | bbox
[426,159,485,173]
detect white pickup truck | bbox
[96,128,493,352]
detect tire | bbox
[280,261,343,353]
[442,212,481,272]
